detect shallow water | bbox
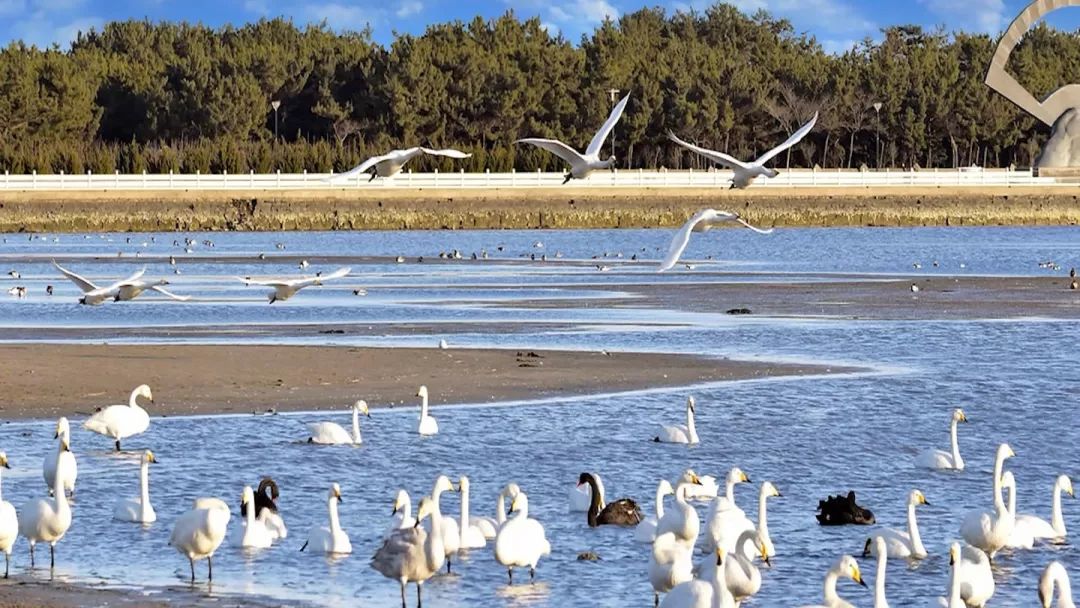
[0,227,1077,607]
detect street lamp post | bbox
[872,102,882,169]
[271,100,281,141]
[607,88,620,164]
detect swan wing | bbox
[735,217,775,235]
[307,422,351,444]
[52,261,99,292]
[420,147,472,160]
[105,267,148,291]
[915,448,954,470]
[659,209,712,272]
[318,267,351,282]
[328,154,388,183]
[656,424,690,443]
[667,131,750,170]
[1014,514,1058,539]
[585,92,630,157]
[149,286,191,301]
[754,112,818,165]
[515,138,587,168]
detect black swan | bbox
[241,477,280,518]
[578,472,642,527]
[816,491,875,525]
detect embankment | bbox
[0,186,1078,232]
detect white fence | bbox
[0,168,1067,191]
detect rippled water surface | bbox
[0,227,1077,607]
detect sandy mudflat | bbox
[0,578,283,608]
[0,344,844,419]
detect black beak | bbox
[392,505,398,515]
[2,462,8,469]
[857,578,867,588]
[763,555,770,567]
[413,519,421,528]
[337,496,343,503]
[53,431,58,439]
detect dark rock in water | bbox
[816,491,875,526]
[577,551,601,561]
[725,308,753,315]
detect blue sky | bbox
[2,0,1079,52]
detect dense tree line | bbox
[0,4,1076,174]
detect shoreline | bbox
[0,344,850,419]
[1,187,1078,232]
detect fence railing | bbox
[0,168,1066,191]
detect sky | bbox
[1,0,1079,53]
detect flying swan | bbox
[330,147,471,183]
[658,209,774,272]
[53,261,190,305]
[516,92,630,183]
[668,112,819,189]
[238,267,351,304]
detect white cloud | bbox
[671,0,874,37]
[302,2,373,31]
[12,12,101,48]
[395,0,423,18]
[505,0,618,36]
[244,0,270,15]
[820,38,860,55]
[919,0,1006,34]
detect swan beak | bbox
[690,474,702,485]
[413,518,421,528]
[337,495,343,503]
[853,569,866,587]
[862,538,872,557]
[0,458,8,469]
[922,498,931,506]
[392,505,399,515]
[741,473,751,483]
[760,546,770,566]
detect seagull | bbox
[329,148,471,183]
[668,112,819,189]
[516,92,630,184]
[238,267,351,304]
[53,261,189,305]
[658,209,774,272]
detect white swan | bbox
[1002,471,1035,549]
[745,481,781,559]
[516,92,630,183]
[0,453,18,578]
[458,476,489,549]
[496,482,521,529]
[52,261,152,305]
[301,483,351,554]
[386,489,417,540]
[83,384,153,450]
[1039,561,1075,608]
[1015,474,1073,543]
[660,548,737,608]
[668,112,818,189]
[657,477,702,549]
[236,486,276,549]
[797,555,867,608]
[43,417,77,496]
[721,529,766,602]
[239,267,350,304]
[649,531,693,606]
[371,495,444,608]
[113,450,157,523]
[915,408,968,470]
[938,543,965,608]
[872,537,889,608]
[306,400,369,445]
[570,471,605,512]
[957,544,995,608]
[416,386,438,436]
[658,209,775,272]
[636,479,676,543]
[864,489,929,559]
[169,497,231,582]
[656,396,699,444]
[18,439,73,569]
[494,490,551,583]
[422,475,460,572]
[960,443,1015,558]
[704,467,751,553]
[682,473,719,501]
[330,147,471,182]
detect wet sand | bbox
[0,579,278,608]
[619,274,1080,320]
[0,344,844,419]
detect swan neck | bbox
[875,552,888,607]
[496,492,506,525]
[129,390,143,409]
[758,488,770,537]
[823,570,841,604]
[992,451,1007,506]
[950,419,962,466]
[53,473,68,513]
[420,393,429,416]
[1052,482,1067,535]
[1057,569,1076,608]
[460,483,470,542]
[1005,480,1016,516]
[587,478,601,527]
[687,405,698,442]
[947,558,962,605]
[139,460,150,506]
[328,495,341,532]
[351,407,360,443]
[907,502,925,554]
[726,479,735,503]
[655,486,667,520]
